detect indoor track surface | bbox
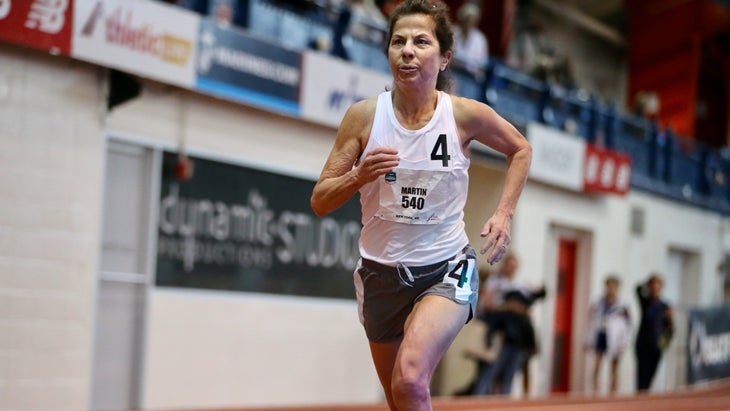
[158,379,730,411]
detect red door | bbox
[551,238,577,393]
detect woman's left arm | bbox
[454,97,532,264]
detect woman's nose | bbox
[402,40,415,58]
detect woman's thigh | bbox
[397,295,471,376]
[369,338,402,406]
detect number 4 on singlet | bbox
[430,134,450,167]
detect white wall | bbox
[143,290,376,408]
[105,83,382,408]
[3,39,730,411]
[512,180,729,396]
[0,44,104,410]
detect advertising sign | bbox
[583,144,632,195]
[527,123,632,195]
[300,50,392,128]
[196,19,301,116]
[0,0,73,55]
[527,122,586,192]
[72,0,198,88]
[687,304,730,384]
[156,152,362,299]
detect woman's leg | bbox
[391,295,470,411]
[473,352,502,395]
[369,339,402,410]
[609,356,620,393]
[496,346,525,395]
[593,352,604,393]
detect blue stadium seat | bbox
[485,63,546,126]
[451,68,484,101]
[249,0,280,40]
[709,150,730,206]
[658,133,705,200]
[244,1,728,212]
[279,11,312,50]
[540,85,605,144]
[612,114,653,180]
[343,35,389,72]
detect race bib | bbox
[442,250,477,302]
[376,168,450,224]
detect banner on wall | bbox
[527,122,586,192]
[583,143,632,195]
[0,0,73,55]
[527,122,632,195]
[300,51,392,128]
[72,0,198,88]
[687,304,730,384]
[155,152,362,299]
[195,19,301,116]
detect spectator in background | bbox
[330,1,353,60]
[473,253,545,396]
[635,273,674,392]
[632,91,661,121]
[472,290,537,396]
[206,0,250,28]
[585,275,632,394]
[348,0,388,45]
[452,2,489,81]
[375,0,402,18]
[479,253,544,314]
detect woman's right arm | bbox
[311,99,399,217]
[636,282,648,308]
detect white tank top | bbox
[358,91,470,266]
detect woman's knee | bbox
[391,357,430,403]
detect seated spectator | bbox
[375,0,401,18]
[632,91,660,121]
[207,0,250,28]
[452,2,489,81]
[348,0,388,45]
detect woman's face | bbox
[502,256,518,277]
[649,277,664,298]
[388,13,449,89]
[605,279,619,299]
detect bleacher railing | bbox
[231,0,730,215]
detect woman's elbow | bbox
[520,142,533,159]
[310,195,329,217]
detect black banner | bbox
[155,152,361,299]
[195,19,301,115]
[687,304,730,384]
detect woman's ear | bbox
[440,51,452,71]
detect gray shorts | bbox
[354,245,479,342]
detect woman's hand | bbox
[479,210,512,265]
[353,146,400,183]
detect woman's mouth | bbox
[399,65,418,73]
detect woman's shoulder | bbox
[346,95,380,119]
[449,94,495,123]
[341,95,381,129]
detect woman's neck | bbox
[391,88,438,127]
